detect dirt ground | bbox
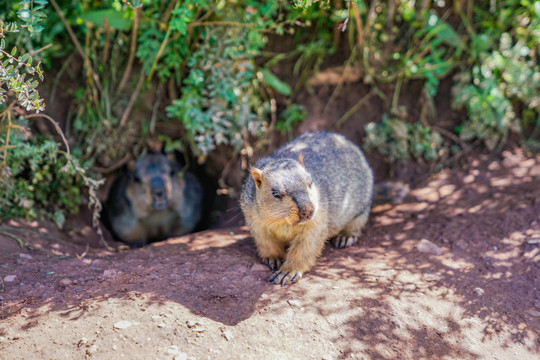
[0,146,539,360]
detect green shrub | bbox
[166,26,268,156]
[0,121,85,228]
[453,33,539,150]
[364,115,443,163]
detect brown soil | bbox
[1,147,539,360]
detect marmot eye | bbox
[271,189,283,199]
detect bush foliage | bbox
[0,0,538,222]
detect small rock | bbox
[260,293,269,300]
[166,345,179,355]
[59,278,72,286]
[250,263,268,271]
[103,269,121,280]
[287,299,301,307]
[3,275,16,283]
[19,253,33,260]
[186,320,201,328]
[86,345,98,356]
[527,310,540,317]
[455,239,468,249]
[157,323,166,328]
[415,239,443,255]
[423,273,443,282]
[527,238,540,245]
[534,300,540,309]
[174,353,188,360]
[113,320,133,330]
[222,329,234,341]
[112,345,118,350]
[473,287,484,295]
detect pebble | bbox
[113,320,133,329]
[527,238,540,245]
[3,275,16,283]
[534,300,540,309]
[166,345,179,355]
[222,329,234,341]
[527,310,540,317]
[174,353,188,360]
[103,269,121,280]
[19,253,33,260]
[415,239,443,255]
[59,278,72,286]
[250,263,268,271]
[86,345,98,356]
[288,299,301,307]
[260,293,269,300]
[186,320,201,328]
[473,287,484,295]
[423,273,443,282]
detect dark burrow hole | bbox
[101,150,240,247]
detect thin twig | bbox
[117,7,141,94]
[101,18,111,65]
[29,43,53,57]
[147,1,179,83]
[76,243,90,259]
[25,113,71,165]
[49,52,74,105]
[334,90,375,128]
[0,229,26,248]
[352,1,364,50]
[150,84,163,134]
[49,0,103,92]
[119,69,146,128]
[93,153,131,174]
[432,125,469,149]
[322,55,358,118]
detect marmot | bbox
[241,131,374,285]
[105,153,202,247]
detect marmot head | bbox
[250,157,318,226]
[126,153,183,212]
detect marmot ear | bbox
[250,167,264,189]
[298,152,305,167]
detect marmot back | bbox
[105,153,202,247]
[241,131,374,285]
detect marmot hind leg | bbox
[330,208,370,248]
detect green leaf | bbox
[52,210,66,229]
[79,9,132,31]
[428,23,464,49]
[259,68,291,96]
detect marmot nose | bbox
[299,204,314,221]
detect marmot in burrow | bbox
[241,131,374,285]
[105,153,202,247]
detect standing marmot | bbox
[105,153,202,247]
[241,131,374,285]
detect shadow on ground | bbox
[0,148,539,359]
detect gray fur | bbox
[242,131,374,238]
[105,153,202,246]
